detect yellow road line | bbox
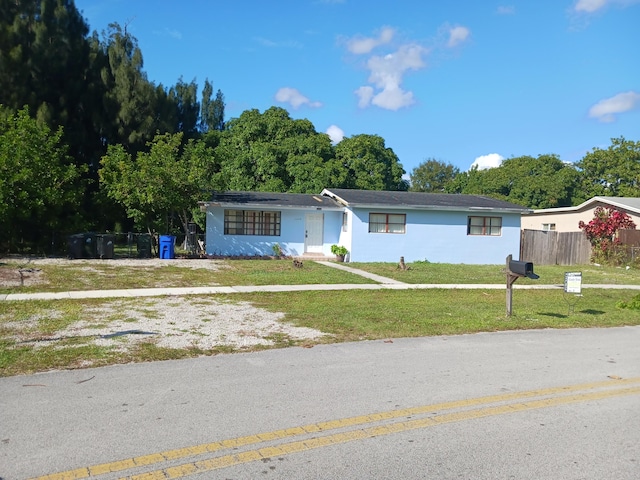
[29,377,640,480]
[124,384,640,480]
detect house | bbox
[199,189,531,264]
[521,196,640,233]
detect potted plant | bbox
[331,244,348,262]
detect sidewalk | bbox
[2,261,640,301]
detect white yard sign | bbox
[564,272,582,294]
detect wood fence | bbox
[520,230,591,265]
[521,229,640,265]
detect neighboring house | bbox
[199,189,531,264]
[521,196,640,233]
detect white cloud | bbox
[447,26,470,48]
[355,43,428,111]
[346,26,395,55]
[471,153,504,170]
[574,0,609,12]
[326,125,345,144]
[354,86,375,108]
[588,91,640,122]
[573,0,640,13]
[371,85,415,110]
[274,87,322,109]
[254,37,303,49]
[497,5,516,14]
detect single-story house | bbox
[199,188,531,264]
[521,196,640,232]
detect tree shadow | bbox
[538,312,568,318]
[578,309,605,315]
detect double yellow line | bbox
[32,376,640,480]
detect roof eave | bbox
[199,201,343,211]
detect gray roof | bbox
[200,189,531,213]
[322,188,531,213]
[200,191,343,210]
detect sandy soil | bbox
[1,257,326,354]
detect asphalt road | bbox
[2,326,640,480]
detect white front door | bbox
[305,213,324,253]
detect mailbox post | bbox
[505,254,539,316]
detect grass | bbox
[3,258,640,295]
[243,288,640,340]
[0,259,374,294]
[1,258,640,376]
[2,287,640,377]
[348,262,640,285]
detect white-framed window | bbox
[542,223,556,231]
[369,213,406,234]
[224,210,281,236]
[342,212,348,232]
[468,216,502,236]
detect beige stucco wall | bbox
[521,201,640,232]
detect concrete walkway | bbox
[2,261,640,301]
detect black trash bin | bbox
[68,234,84,259]
[137,234,152,258]
[83,233,97,258]
[96,234,115,259]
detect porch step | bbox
[295,253,334,261]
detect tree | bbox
[99,132,219,236]
[575,137,640,201]
[448,154,579,208]
[96,23,159,153]
[0,0,97,168]
[409,159,459,192]
[579,206,636,265]
[200,80,225,132]
[216,107,335,193]
[334,134,407,191]
[0,107,84,249]
[170,77,200,137]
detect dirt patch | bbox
[7,296,326,352]
[0,265,44,287]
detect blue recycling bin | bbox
[159,235,176,259]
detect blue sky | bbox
[76,0,639,174]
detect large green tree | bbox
[216,107,335,193]
[95,23,159,153]
[575,136,640,201]
[99,132,220,235]
[200,80,225,133]
[449,154,579,208]
[409,159,460,192]
[0,0,97,167]
[334,134,407,191]
[0,107,84,249]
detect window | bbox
[542,223,556,231]
[342,212,348,232]
[224,210,281,236]
[468,216,502,236]
[369,213,406,234]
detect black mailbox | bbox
[509,260,539,279]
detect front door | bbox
[305,213,324,253]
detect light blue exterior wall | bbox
[347,208,522,264]
[205,206,343,257]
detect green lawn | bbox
[2,258,640,376]
[347,262,640,286]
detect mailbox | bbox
[509,260,539,279]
